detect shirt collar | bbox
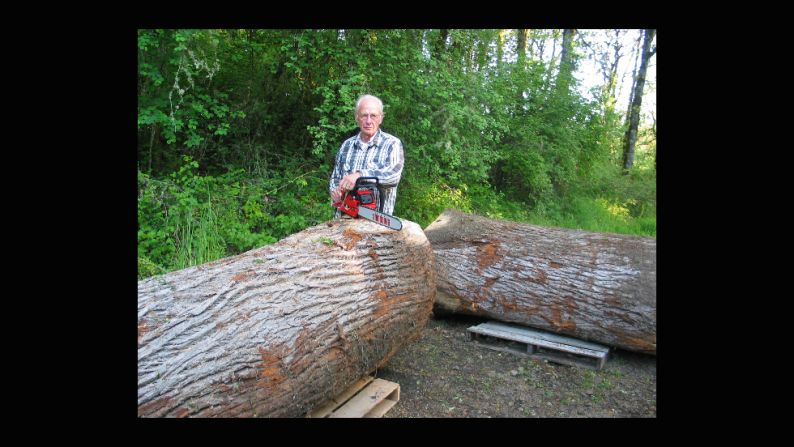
[356,129,381,148]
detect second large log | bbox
[425,209,655,354]
[138,218,435,417]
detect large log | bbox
[138,218,435,417]
[424,209,655,354]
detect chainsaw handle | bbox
[354,176,379,188]
[353,177,383,212]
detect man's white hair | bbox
[355,94,384,117]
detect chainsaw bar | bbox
[357,206,403,231]
[333,177,403,231]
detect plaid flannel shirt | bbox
[329,129,404,216]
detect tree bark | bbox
[606,30,624,101]
[424,209,656,355]
[623,29,656,172]
[625,31,643,119]
[555,29,577,94]
[496,29,505,69]
[436,29,448,60]
[531,29,546,61]
[138,218,436,417]
[148,124,156,174]
[517,29,527,66]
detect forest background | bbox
[137,29,657,279]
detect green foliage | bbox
[138,157,227,271]
[137,29,244,172]
[138,256,166,280]
[315,236,334,246]
[308,69,369,160]
[137,156,333,277]
[399,176,473,228]
[138,29,656,278]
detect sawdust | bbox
[342,228,364,250]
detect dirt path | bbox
[376,315,656,418]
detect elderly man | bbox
[329,94,404,216]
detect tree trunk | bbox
[476,31,490,73]
[424,209,656,355]
[148,124,156,173]
[496,29,506,69]
[138,218,436,417]
[555,29,577,94]
[531,29,545,61]
[517,29,527,66]
[623,29,656,172]
[600,29,625,113]
[436,29,448,60]
[625,31,643,118]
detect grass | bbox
[520,362,545,389]
[171,196,226,270]
[578,368,618,404]
[138,256,166,280]
[556,194,651,236]
[581,370,596,389]
[403,168,656,237]
[139,156,655,281]
[551,195,656,236]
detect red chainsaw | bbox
[333,177,403,231]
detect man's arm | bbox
[356,139,404,187]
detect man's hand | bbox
[331,187,343,203]
[339,172,362,191]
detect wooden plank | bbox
[469,324,608,358]
[469,326,606,358]
[477,321,607,351]
[473,341,534,359]
[366,399,399,418]
[477,322,609,352]
[468,321,611,370]
[364,383,400,418]
[328,379,400,418]
[472,339,606,370]
[531,352,604,370]
[307,376,374,418]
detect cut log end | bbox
[138,217,435,417]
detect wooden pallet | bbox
[307,376,400,418]
[468,321,610,370]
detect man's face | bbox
[356,100,383,141]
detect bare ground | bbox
[375,314,656,418]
